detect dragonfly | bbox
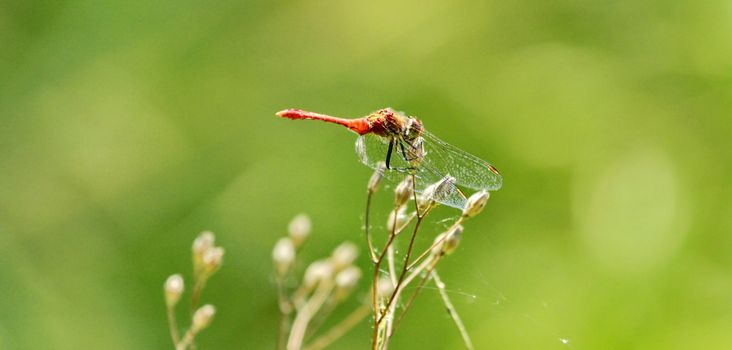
[277,108,502,209]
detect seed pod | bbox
[192,231,215,267]
[376,277,395,298]
[303,260,334,289]
[272,238,296,276]
[368,162,387,193]
[202,247,225,275]
[192,304,216,332]
[394,176,414,208]
[441,225,463,255]
[164,274,184,307]
[335,266,362,300]
[331,242,358,271]
[386,206,415,235]
[288,214,311,247]
[462,190,490,219]
[418,175,456,210]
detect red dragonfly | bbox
[277,108,502,209]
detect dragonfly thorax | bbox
[367,108,424,144]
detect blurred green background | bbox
[1,0,731,349]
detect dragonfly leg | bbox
[385,138,395,170]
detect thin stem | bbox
[432,271,474,350]
[287,281,334,350]
[166,305,180,345]
[373,174,429,350]
[386,245,398,285]
[276,277,292,350]
[393,255,441,330]
[191,278,206,312]
[302,304,371,350]
[406,218,463,271]
[377,215,424,324]
[365,191,377,263]
[371,200,402,349]
[176,328,197,350]
[384,254,436,342]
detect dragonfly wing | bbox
[356,135,467,209]
[419,131,503,191]
[414,165,468,209]
[355,134,412,171]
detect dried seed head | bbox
[431,232,447,256]
[288,214,311,247]
[431,225,464,256]
[386,206,415,235]
[192,304,216,332]
[368,162,387,193]
[272,238,296,276]
[418,176,455,210]
[376,277,395,298]
[331,242,358,271]
[164,274,184,307]
[303,260,335,289]
[335,266,362,289]
[433,175,457,202]
[394,176,414,207]
[202,247,225,274]
[441,225,464,255]
[335,266,362,300]
[192,231,215,263]
[462,190,490,219]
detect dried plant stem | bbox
[191,279,205,311]
[407,218,464,271]
[372,174,430,350]
[166,305,180,344]
[386,245,398,285]
[370,199,403,349]
[276,277,292,350]
[302,303,371,350]
[384,254,437,341]
[393,256,441,330]
[176,328,198,350]
[432,271,474,350]
[288,281,334,350]
[378,214,425,324]
[365,191,377,263]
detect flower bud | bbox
[303,260,334,289]
[419,176,457,209]
[386,206,415,235]
[272,238,296,276]
[462,190,490,218]
[192,231,215,265]
[331,242,358,271]
[164,274,184,307]
[368,162,387,193]
[335,266,362,300]
[376,277,395,298]
[394,176,414,207]
[202,247,224,274]
[192,304,216,332]
[441,225,463,255]
[431,225,464,256]
[288,214,311,247]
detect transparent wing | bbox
[419,130,503,191]
[356,134,468,209]
[355,133,412,171]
